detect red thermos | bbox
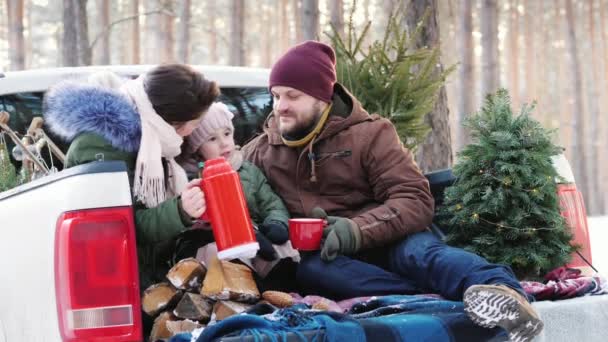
[199,157,259,260]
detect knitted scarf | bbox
[121,75,188,208]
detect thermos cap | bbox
[217,242,260,260]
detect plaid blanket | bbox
[521,267,608,300]
[170,295,507,342]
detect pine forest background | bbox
[1,0,607,215]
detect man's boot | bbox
[464,284,543,342]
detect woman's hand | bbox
[181,179,206,219]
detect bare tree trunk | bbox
[262,3,272,67]
[229,0,245,66]
[328,0,344,38]
[480,0,499,98]
[6,0,25,70]
[301,0,319,41]
[508,0,520,108]
[554,3,569,158]
[208,0,218,63]
[130,0,140,64]
[600,0,608,213]
[383,0,396,19]
[293,0,303,43]
[75,0,91,66]
[280,0,290,53]
[564,0,589,207]
[145,0,162,63]
[586,0,602,214]
[456,0,473,153]
[177,0,191,63]
[161,3,174,63]
[55,26,63,66]
[406,0,453,172]
[118,0,129,64]
[601,0,608,96]
[538,0,550,127]
[24,0,31,69]
[95,0,110,65]
[62,0,78,66]
[0,4,5,50]
[524,0,535,102]
[362,0,371,49]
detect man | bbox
[243,41,543,342]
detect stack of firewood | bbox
[142,257,266,341]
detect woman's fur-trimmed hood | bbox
[43,81,141,153]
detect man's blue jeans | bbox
[296,231,527,301]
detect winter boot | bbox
[464,284,543,342]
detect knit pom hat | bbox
[269,40,337,103]
[185,102,234,153]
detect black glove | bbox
[259,221,289,244]
[255,230,278,261]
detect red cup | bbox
[289,218,326,251]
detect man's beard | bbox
[280,102,324,139]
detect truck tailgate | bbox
[0,162,132,342]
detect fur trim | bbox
[43,81,141,153]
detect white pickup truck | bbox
[3,66,607,342]
[0,65,271,342]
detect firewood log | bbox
[142,282,183,317]
[167,257,207,291]
[212,300,252,321]
[166,319,204,336]
[201,257,260,303]
[173,292,213,322]
[149,311,177,342]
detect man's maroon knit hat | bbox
[269,41,337,103]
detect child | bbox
[178,102,291,262]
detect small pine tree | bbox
[440,89,576,279]
[325,3,455,150]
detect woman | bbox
[43,64,220,290]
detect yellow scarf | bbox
[281,104,332,148]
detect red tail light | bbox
[55,206,142,341]
[557,183,593,269]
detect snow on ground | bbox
[588,216,608,275]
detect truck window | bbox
[1,92,68,170]
[1,87,272,169]
[1,92,44,137]
[219,87,272,146]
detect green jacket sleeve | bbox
[133,197,190,243]
[65,133,190,244]
[247,163,290,227]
